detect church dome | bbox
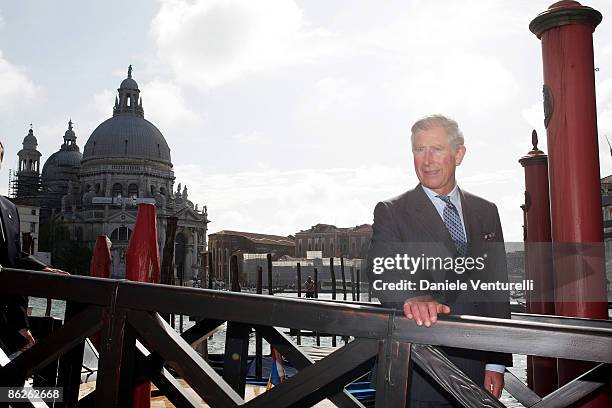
[41,120,82,182]
[81,65,172,165]
[82,116,171,164]
[120,77,139,90]
[41,149,82,180]
[23,128,38,149]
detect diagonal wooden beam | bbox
[181,318,226,347]
[149,359,202,408]
[131,342,200,408]
[529,363,611,408]
[254,324,367,408]
[244,338,378,408]
[127,310,244,407]
[503,369,541,407]
[411,344,505,408]
[0,305,103,382]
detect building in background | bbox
[11,67,209,281]
[294,223,372,259]
[208,230,295,282]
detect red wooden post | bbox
[89,235,112,350]
[531,2,610,406]
[519,131,558,396]
[126,204,161,408]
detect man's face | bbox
[412,126,465,196]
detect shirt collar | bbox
[421,184,460,203]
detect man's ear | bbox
[455,145,466,166]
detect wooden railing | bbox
[0,268,610,407]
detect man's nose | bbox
[423,148,433,164]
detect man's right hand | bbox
[403,296,451,327]
[17,328,35,351]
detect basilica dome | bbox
[83,116,171,164]
[81,65,172,165]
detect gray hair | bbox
[410,114,464,152]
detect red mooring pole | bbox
[126,204,161,408]
[519,131,558,396]
[530,2,610,406]
[89,235,112,350]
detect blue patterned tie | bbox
[437,195,467,256]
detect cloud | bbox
[231,131,263,144]
[150,0,339,88]
[0,50,39,111]
[382,52,519,115]
[174,164,410,235]
[140,80,199,130]
[521,102,544,132]
[312,77,360,112]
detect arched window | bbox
[110,227,132,242]
[112,183,123,198]
[128,183,139,199]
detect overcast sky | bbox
[1,0,612,242]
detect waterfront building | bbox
[294,223,372,259]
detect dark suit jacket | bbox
[0,196,47,353]
[366,184,512,405]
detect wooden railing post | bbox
[223,255,250,397]
[95,305,129,408]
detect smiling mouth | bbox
[422,169,440,176]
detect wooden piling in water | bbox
[267,253,273,295]
[296,262,302,345]
[356,268,361,302]
[256,265,263,380]
[314,267,320,346]
[207,251,213,289]
[340,257,347,301]
[350,267,356,301]
[329,257,337,346]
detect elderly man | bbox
[367,115,511,406]
[0,140,65,358]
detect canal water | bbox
[29,294,525,407]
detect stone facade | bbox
[294,223,372,259]
[208,230,295,282]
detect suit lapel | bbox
[458,188,481,257]
[407,184,457,255]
